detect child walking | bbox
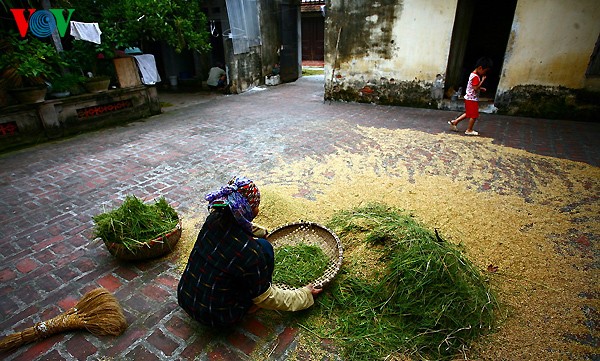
[448,57,493,135]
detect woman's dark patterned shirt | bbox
[177,209,271,327]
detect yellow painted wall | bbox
[333,0,457,83]
[324,0,600,115]
[390,0,457,81]
[499,0,600,91]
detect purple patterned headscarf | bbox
[205,176,260,232]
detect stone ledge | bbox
[0,86,161,153]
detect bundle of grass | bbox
[93,195,181,260]
[301,203,499,361]
[273,244,330,288]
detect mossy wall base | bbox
[325,78,437,109]
[495,85,600,121]
[325,79,600,121]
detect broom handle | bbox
[35,308,83,336]
[0,308,83,351]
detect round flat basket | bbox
[102,219,182,261]
[267,221,343,290]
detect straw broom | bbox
[0,288,127,351]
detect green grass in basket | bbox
[293,203,500,361]
[272,244,329,288]
[93,195,178,252]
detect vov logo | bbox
[10,9,75,38]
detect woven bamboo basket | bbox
[267,221,343,290]
[101,219,182,261]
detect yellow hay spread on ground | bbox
[176,124,599,360]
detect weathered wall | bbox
[324,0,600,120]
[227,47,263,93]
[325,0,457,106]
[259,0,284,80]
[498,0,600,92]
[222,0,288,93]
[494,0,600,120]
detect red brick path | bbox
[0,75,598,360]
[302,60,324,67]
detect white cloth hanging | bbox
[133,54,161,85]
[70,21,102,44]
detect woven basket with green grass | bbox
[267,221,343,290]
[92,195,181,261]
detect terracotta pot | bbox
[50,91,71,98]
[10,85,48,104]
[84,78,110,93]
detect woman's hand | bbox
[306,284,323,296]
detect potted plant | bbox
[84,75,112,93]
[0,31,64,104]
[65,42,115,93]
[92,195,181,261]
[49,73,86,98]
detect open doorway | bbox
[208,20,226,66]
[280,2,301,83]
[302,16,325,63]
[201,3,227,79]
[445,0,517,100]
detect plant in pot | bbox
[48,73,86,98]
[0,30,64,104]
[66,41,115,93]
[92,195,182,261]
[84,75,112,93]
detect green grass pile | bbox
[93,195,178,252]
[301,203,499,360]
[273,244,330,288]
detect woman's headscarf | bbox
[205,176,260,232]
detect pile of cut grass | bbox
[273,244,330,288]
[93,195,179,252]
[299,203,499,360]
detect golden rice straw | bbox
[0,287,127,351]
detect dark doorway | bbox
[445,0,517,99]
[302,16,325,61]
[208,20,226,66]
[280,2,300,83]
[202,2,227,71]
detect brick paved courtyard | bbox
[0,75,598,360]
